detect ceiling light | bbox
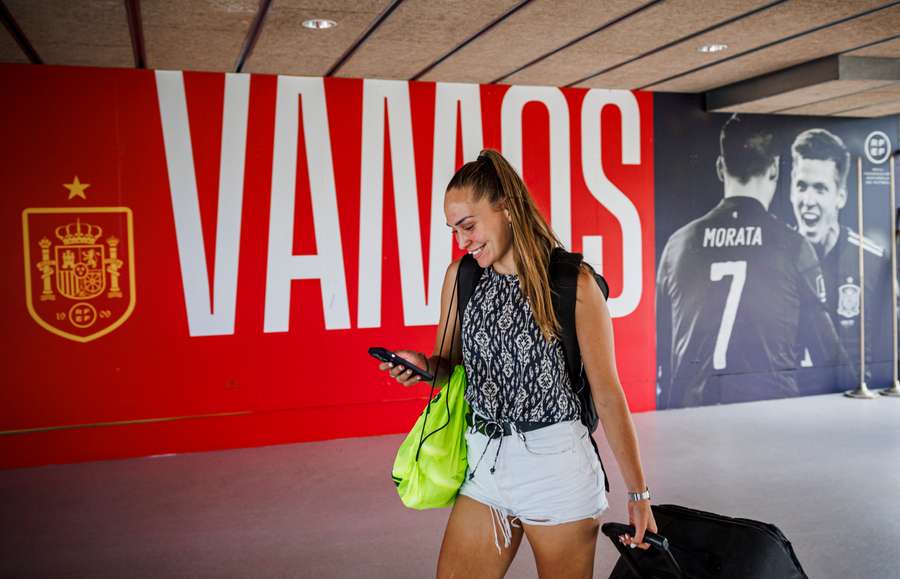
[302,18,337,30]
[699,44,728,53]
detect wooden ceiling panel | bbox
[2,0,898,118]
[835,97,900,117]
[4,0,133,68]
[506,0,773,88]
[0,28,28,64]
[577,0,883,92]
[336,0,518,80]
[645,1,900,92]
[847,35,900,58]
[142,0,258,72]
[244,0,392,77]
[419,0,647,85]
[780,83,900,115]
[721,80,895,114]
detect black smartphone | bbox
[368,347,434,382]
[600,522,685,579]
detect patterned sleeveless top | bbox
[461,265,580,423]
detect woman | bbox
[379,149,656,578]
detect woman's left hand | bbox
[619,500,658,550]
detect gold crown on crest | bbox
[55,219,103,245]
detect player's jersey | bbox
[657,196,842,408]
[817,226,892,385]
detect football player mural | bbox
[655,94,897,409]
[789,129,892,390]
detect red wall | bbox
[1,64,655,468]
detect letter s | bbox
[580,89,642,318]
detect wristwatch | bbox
[627,487,651,502]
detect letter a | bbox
[264,76,350,332]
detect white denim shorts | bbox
[457,417,609,553]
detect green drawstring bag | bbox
[392,364,469,510]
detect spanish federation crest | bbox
[22,207,135,342]
[837,278,860,319]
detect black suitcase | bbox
[604,504,808,579]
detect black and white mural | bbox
[655,94,899,409]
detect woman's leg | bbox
[522,517,600,579]
[436,495,524,579]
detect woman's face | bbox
[445,186,513,269]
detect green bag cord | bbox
[391,270,469,509]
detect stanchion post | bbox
[881,154,900,396]
[846,157,877,399]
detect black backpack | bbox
[457,247,611,491]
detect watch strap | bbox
[627,488,651,502]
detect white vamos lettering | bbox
[264,75,351,332]
[580,90,642,318]
[156,71,249,337]
[703,226,762,248]
[358,80,482,328]
[156,75,648,335]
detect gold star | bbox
[64,176,90,200]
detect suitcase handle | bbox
[602,522,670,550]
[601,522,685,579]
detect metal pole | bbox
[846,157,876,398]
[881,154,900,396]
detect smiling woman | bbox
[377,148,656,579]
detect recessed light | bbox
[303,18,337,30]
[699,44,728,53]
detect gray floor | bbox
[2,393,900,578]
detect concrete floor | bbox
[2,393,900,578]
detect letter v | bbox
[156,71,249,336]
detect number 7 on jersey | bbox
[709,261,747,370]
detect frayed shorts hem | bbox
[458,489,609,526]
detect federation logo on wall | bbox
[863,131,891,165]
[22,207,136,342]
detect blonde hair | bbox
[447,148,563,339]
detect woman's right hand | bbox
[379,350,430,387]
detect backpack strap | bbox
[549,248,610,398]
[549,248,584,394]
[456,253,484,325]
[549,248,611,492]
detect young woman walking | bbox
[379,149,656,578]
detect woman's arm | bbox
[574,265,656,547]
